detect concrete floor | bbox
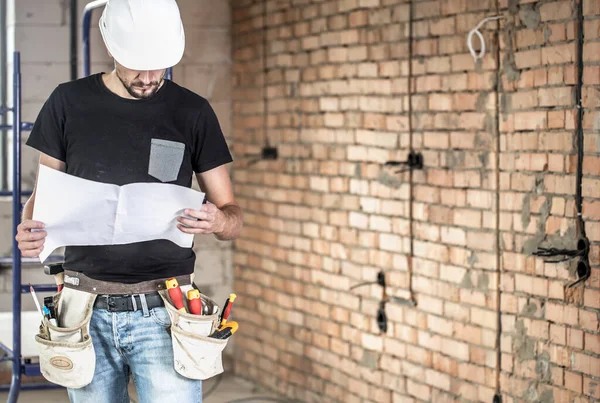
[0,374,287,403]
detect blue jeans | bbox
[67,306,202,403]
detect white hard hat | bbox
[99,0,185,70]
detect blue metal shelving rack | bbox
[0,51,61,403]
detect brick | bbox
[425,369,451,391]
[547,23,566,43]
[583,179,600,198]
[406,380,430,401]
[583,42,600,61]
[547,110,565,129]
[458,362,486,385]
[427,169,453,187]
[328,47,349,63]
[584,0,600,15]
[584,66,600,85]
[471,307,497,330]
[585,19,600,39]
[511,91,537,109]
[379,233,403,253]
[585,332,600,354]
[515,70,535,90]
[458,113,486,130]
[349,10,368,27]
[564,305,579,326]
[572,352,600,377]
[348,378,370,399]
[548,280,564,299]
[424,132,449,149]
[546,302,565,324]
[454,209,481,228]
[359,0,380,7]
[539,2,574,21]
[514,112,547,131]
[567,328,584,350]
[553,68,571,87]
[441,338,469,361]
[542,43,576,64]
[428,315,454,338]
[538,87,573,107]
[452,93,479,111]
[565,371,583,393]
[430,17,456,36]
[584,376,600,398]
[417,75,442,92]
[517,30,544,49]
[549,344,571,367]
[584,289,600,309]
[550,324,566,345]
[441,227,466,246]
[428,94,453,111]
[583,87,600,109]
[515,49,542,69]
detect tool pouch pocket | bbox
[158,290,229,380]
[34,288,97,389]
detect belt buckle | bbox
[106,295,129,312]
[106,295,118,312]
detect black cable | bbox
[574,0,585,239]
[533,0,589,277]
[532,246,585,263]
[492,0,502,399]
[70,0,78,80]
[349,280,377,290]
[262,0,269,149]
[246,158,262,166]
[403,0,416,306]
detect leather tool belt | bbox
[62,270,193,295]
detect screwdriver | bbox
[219,293,236,327]
[29,285,43,320]
[210,321,239,339]
[166,278,187,313]
[187,289,202,315]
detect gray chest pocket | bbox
[148,139,185,182]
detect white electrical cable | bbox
[467,16,503,63]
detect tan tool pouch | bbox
[34,287,97,389]
[158,290,229,380]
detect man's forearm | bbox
[215,204,243,241]
[22,196,35,221]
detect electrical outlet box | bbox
[261,146,278,160]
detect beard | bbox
[116,70,164,100]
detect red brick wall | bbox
[230,1,600,402]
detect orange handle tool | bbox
[220,293,237,327]
[166,278,187,313]
[187,289,202,315]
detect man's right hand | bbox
[15,220,47,258]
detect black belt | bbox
[93,293,164,312]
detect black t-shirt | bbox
[26,73,233,283]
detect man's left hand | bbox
[177,202,226,235]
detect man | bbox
[14,0,242,401]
